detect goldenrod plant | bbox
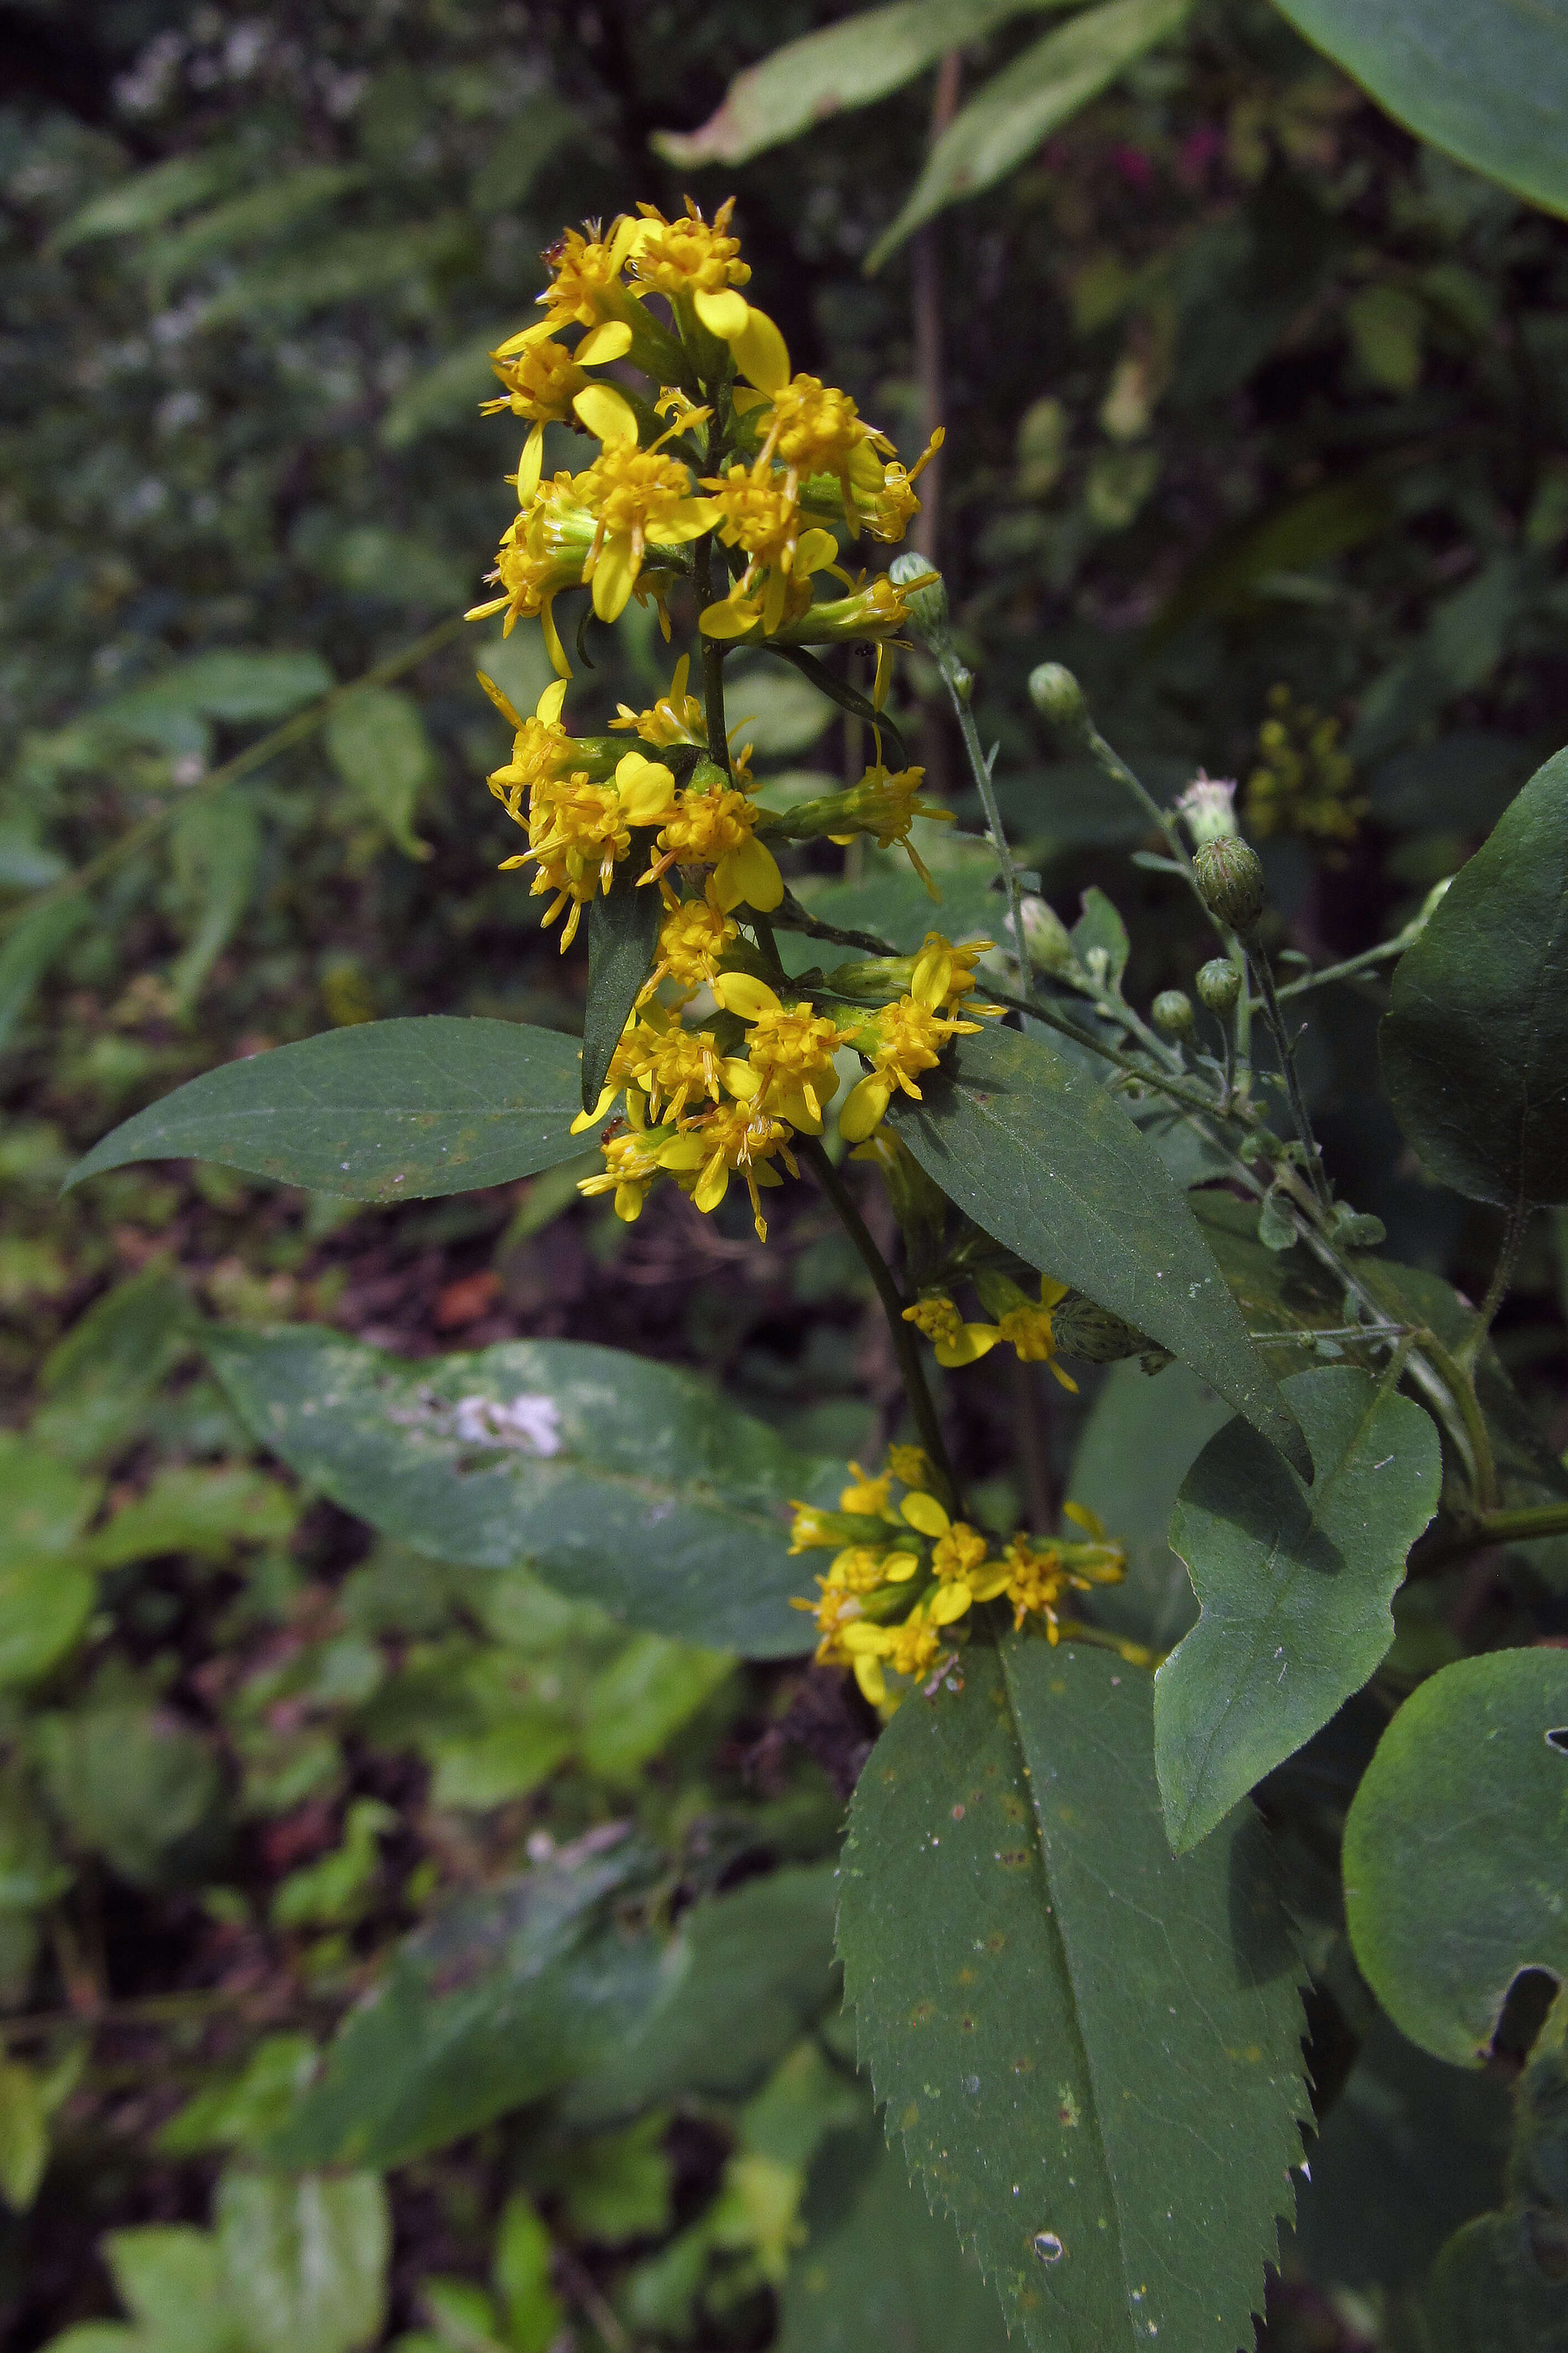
[59,194,1568,2352]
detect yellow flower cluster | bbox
[903,1273,1081,1389]
[787,1454,1125,1707]
[467,198,938,674]
[1244,683,1368,846]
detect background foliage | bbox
[4,1,1568,2349]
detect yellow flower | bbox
[657,1100,800,1241]
[839,1460,893,1517]
[498,215,652,365]
[643,782,783,913]
[479,673,581,826]
[1244,683,1366,848]
[576,1121,673,1226]
[467,478,600,673]
[699,464,842,636]
[1000,1513,1126,1638]
[710,974,847,1132]
[840,1601,947,1706]
[630,194,751,337]
[790,1577,865,1666]
[895,1490,1006,1624]
[632,1013,726,1125]
[826,764,955,897]
[885,1444,932,1492]
[910,931,1000,1015]
[753,372,896,513]
[570,428,720,623]
[846,429,946,543]
[501,747,675,951]
[838,992,982,1144]
[901,1293,966,1350]
[937,1275,1079,1387]
[639,881,737,1003]
[611,653,708,749]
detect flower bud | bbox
[1050,1295,1151,1364]
[1020,894,1076,978]
[1174,771,1238,847]
[1028,663,1090,741]
[826,954,917,1003]
[1152,989,1194,1038]
[889,550,950,635]
[1193,836,1266,933]
[1195,957,1241,1015]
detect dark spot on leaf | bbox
[985,1931,1005,1954]
[998,1846,1030,1868]
[1033,2231,1064,2264]
[1547,1727,1568,1753]
[909,1999,936,2026]
[1000,1792,1027,1822]
[958,2014,976,2033]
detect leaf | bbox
[157,2037,320,2159]
[104,2223,246,2353]
[48,149,247,254]
[726,656,835,760]
[324,687,435,862]
[200,218,473,326]
[266,1841,662,2169]
[562,1863,840,2125]
[65,1018,586,1201]
[0,1433,101,1569]
[35,1701,224,1887]
[0,896,91,1058]
[577,1633,735,1783]
[0,1562,95,1690]
[1066,1360,1231,1650]
[652,0,1059,167]
[890,1023,1311,1476]
[778,2122,1014,2353]
[33,1268,197,1467]
[145,166,369,287]
[582,862,662,1109]
[837,1641,1309,2352]
[206,1325,834,1655]
[866,0,1192,267]
[83,1466,299,1571]
[1154,1366,1442,1853]
[1381,745,1568,1208]
[114,650,334,727]
[1069,885,1129,986]
[759,646,911,773]
[378,327,513,451]
[1343,1649,1568,2065]
[1271,0,1568,224]
[0,2054,49,2210]
[215,2170,389,2353]
[169,790,262,1010]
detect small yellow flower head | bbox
[839,996,982,1143]
[572,442,718,623]
[648,783,783,913]
[658,1100,800,1240]
[635,1018,725,1125]
[999,1535,1077,1638]
[931,1520,990,1585]
[853,429,945,543]
[1244,684,1366,848]
[997,1296,1079,1388]
[612,652,707,749]
[839,1461,893,1517]
[486,335,587,425]
[757,374,893,505]
[885,1444,932,1492]
[828,765,953,896]
[902,1293,965,1350]
[503,749,674,950]
[791,1577,865,1666]
[911,931,998,1013]
[641,882,737,1002]
[577,1123,671,1226]
[537,216,642,331]
[787,1504,842,1555]
[711,975,847,1132]
[827,1544,896,1595]
[841,1603,945,1706]
[631,194,751,303]
[771,569,932,649]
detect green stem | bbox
[798,1135,958,1513]
[1084,725,1207,910]
[1270,935,1407,1003]
[1,612,469,936]
[1247,936,1332,1210]
[1416,1331,1500,1512]
[694,536,733,779]
[982,983,1228,1120]
[939,662,1027,988]
[1458,1205,1529,1371]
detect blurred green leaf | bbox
[103,2223,245,2353]
[1069,883,1129,986]
[0,1560,96,1690]
[563,1863,840,2124]
[66,1018,586,1202]
[169,790,262,1010]
[378,330,510,451]
[271,1800,395,1929]
[578,1633,735,1783]
[34,1269,197,1468]
[145,167,370,289]
[201,219,474,326]
[36,1700,224,1887]
[0,896,91,1058]
[488,2195,562,2353]
[207,1325,834,1654]
[468,94,581,213]
[1156,1366,1441,1851]
[866,0,1191,267]
[891,1023,1311,1475]
[105,651,334,732]
[48,150,247,254]
[1383,744,1568,1207]
[158,2038,319,2160]
[1272,0,1568,222]
[0,1432,101,1568]
[215,2171,389,2353]
[0,2053,49,2211]
[838,1640,1308,2353]
[83,1466,298,1571]
[725,657,834,761]
[325,687,436,862]
[653,0,1059,168]
[1343,1649,1568,2064]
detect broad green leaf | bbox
[0,2053,49,2210]
[577,1633,735,1783]
[1067,1361,1231,1650]
[0,896,91,1058]
[378,328,510,451]
[778,2123,1013,2353]
[1155,1367,1442,1852]
[563,1863,840,2124]
[1382,745,1568,1207]
[215,2170,388,2353]
[206,1324,834,1655]
[0,825,69,892]
[104,2223,245,2353]
[107,650,334,729]
[1271,0,1568,224]
[1343,1650,1568,2064]
[867,0,1191,267]
[266,1841,662,2169]
[726,656,834,760]
[325,687,435,862]
[169,789,262,1010]
[47,149,246,254]
[158,2037,319,2159]
[652,0,1062,168]
[36,1701,224,1887]
[838,1641,1308,2352]
[65,1017,586,1201]
[891,1023,1310,1476]
[469,93,581,214]
[789,827,1002,962]
[0,1563,95,1689]
[582,862,661,1109]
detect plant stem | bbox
[694,535,732,778]
[1247,936,1333,1210]
[2,612,469,936]
[798,1135,958,1512]
[1430,1499,1568,1565]
[1270,935,1408,1002]
[940,663,1028,990]
[1458,1204,1529,1369]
